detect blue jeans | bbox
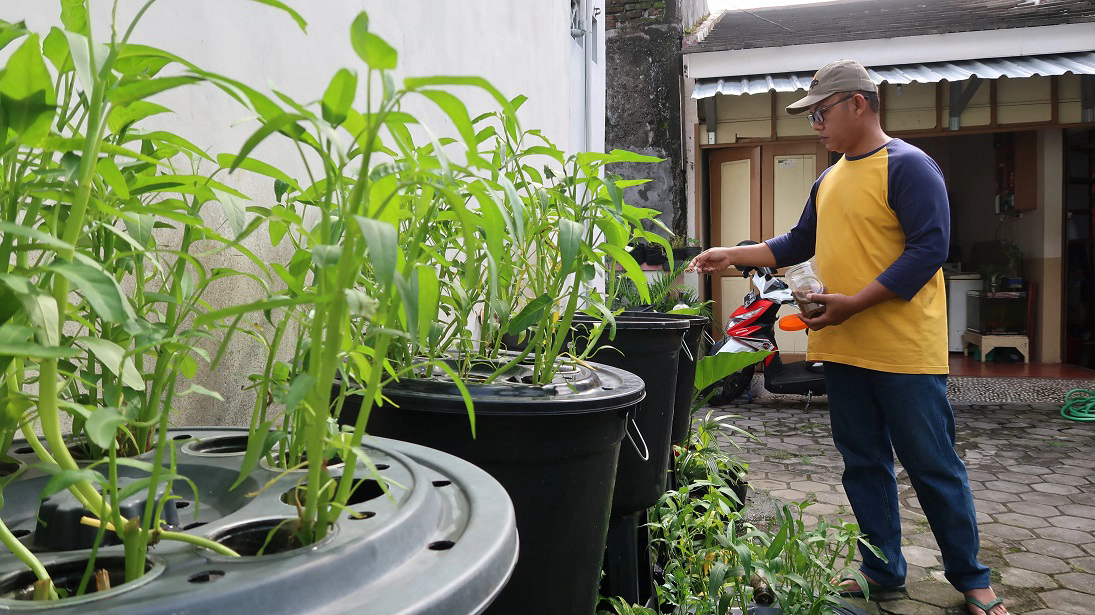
[824,362,990,592]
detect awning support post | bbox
[1081,75,1095,123]
[703,96,717,144]
[948,76,983,130]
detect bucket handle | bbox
[625,417,650,461]
[680,338,693,362]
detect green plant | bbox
[673,410,753,502]
[0,0,304,597]
[669,234,699,250]
[647,479,879,614]
[611,260,712,317]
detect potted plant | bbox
[332,111,666,612]
[669,234,704,264]
[0,4,518,612]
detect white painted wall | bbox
[7,0,605,424]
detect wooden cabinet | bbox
[994,131,1038,212]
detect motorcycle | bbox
[706,251,827,408]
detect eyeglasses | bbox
[807,94,855,126]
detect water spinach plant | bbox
[0,0,307,598]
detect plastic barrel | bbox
[338,358,645,615]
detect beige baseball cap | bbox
[786,59,877,114]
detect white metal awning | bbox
[691,51,1095,99]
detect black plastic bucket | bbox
[570,315,688,514]
[338,358,645,615]
[622,310,710,445]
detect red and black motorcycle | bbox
[706,246,827,407]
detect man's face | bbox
[807,92,856,153]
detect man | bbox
[688,59,1008,615]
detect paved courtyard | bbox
[716,389,1095,614]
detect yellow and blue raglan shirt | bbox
[766,139,950,374]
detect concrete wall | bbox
[8,1,604,424]
[606,0,705,237]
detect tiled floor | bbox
[718,395,1095,614]
[949,354,1095,380]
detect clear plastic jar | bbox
[784,260,826,318]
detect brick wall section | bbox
[606,0,669,31]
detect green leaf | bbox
[216,153,297,188]
[42,28,72,73]
[213,188,249,237]
[600,242,650,303]
[182,384,224,401]
[107,100,171,134]
[63,31,107,98]
[107,76,201,106]
[247,0,308,31]
[694,351,771,393]
[284,373,315,417]
[0,221,74,251]
[40,468,102,502]
[0,35,56,145]
[350,13,397,70]
[60,0,90,35]
[84,406,126,449]
[354,217,398,286]
[96,157,130,199]
[507,294,552,334]
[559,218,583,275]
[321,68,356,127]
[273,179,290,204]
[414,266,440,346]
[80,337,144,390]
[49,258,134,323]
[230,422,276,490]
[0,20,27,53]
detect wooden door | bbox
[708,147,760,332]
[762,142,828,357]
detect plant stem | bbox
[0,518,57,600]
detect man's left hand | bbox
[799,292,859,330]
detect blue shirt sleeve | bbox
[876,141,951,301]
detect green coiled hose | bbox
[1061,387,1095,422]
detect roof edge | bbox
[684,22,1095,79]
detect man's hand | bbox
[800,280,897,330]
[799,292,857,330]
[687,247,734,274]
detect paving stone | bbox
[788,480,832,494]
[1051,473,1093,487]
[879,601,946,615]
[903,545,942,568]
[998,566,1058,588]
[985,480,1033,494]
[1040,588,1095,613]
[1071,557,1095,574]
[1005,501,1061,517]
[1057,572,1095,594]
[904,579,960,608]
[1003,551,1071,574]
[994,512,1052,528]
[1032,525,1094,544]
[1022,539,1087,559]
[1031,482,1082,495]
[1059,504,1095,520]
[1010,464,1053,475]
[1020,491,1075,506]
[980,523,1035,541]
[977,490,1019,503]
[973,499,1009,514]
[1049,515,1095,532]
